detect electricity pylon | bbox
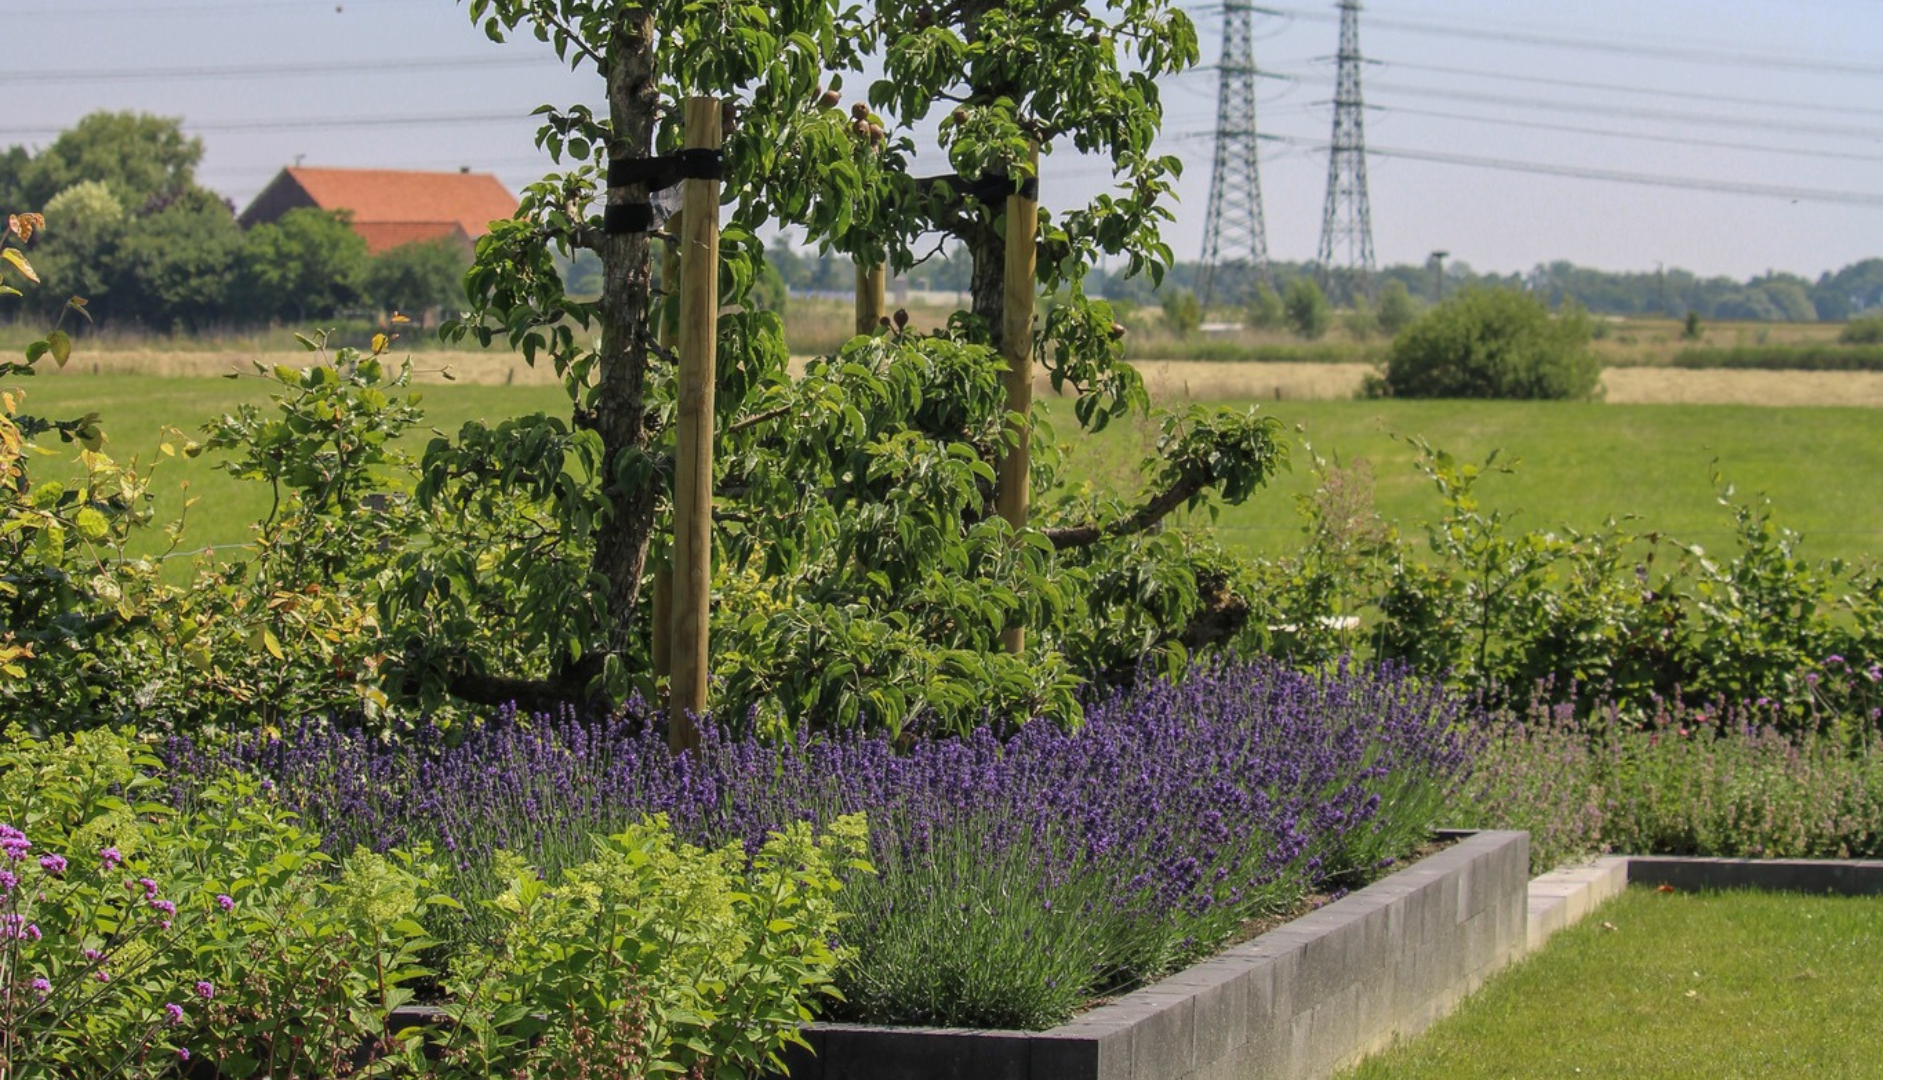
[1315,0,1375,279]
[1198,0,1269,310]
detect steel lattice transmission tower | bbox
[1315,0,1376,278]
[1198,0,1269,309]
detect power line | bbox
[1215,5,1881,77]
[1363,80,1881,142]
[1374,104,1882,164]
[1379,59,1882,118]
[0,112,539,139]
[0,55,555,84]
[1255,133,1880,206]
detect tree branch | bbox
[1042,470,1206,550]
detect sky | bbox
[10,0,1884,281]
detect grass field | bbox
[1340,887,1883,1080]
[14,375,1883,571]
[1057,399,1881,566]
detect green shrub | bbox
[1376,287,1600,400]
[432,815,868,1079]
[1244,280,1286,330]
[1837,311,1881,345]
[1281,277,1332,340]
[1160,287,1200,337]
[1373,279,1418,335]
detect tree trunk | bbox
[586,15,664,681]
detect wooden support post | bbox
[651,210,684,707]
[997,151,1038,655]
[669,99,722,754]
[855,263,887,337]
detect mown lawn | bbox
[1340,886,1882,1080]
[15,376,1882,569]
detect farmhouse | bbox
[237,165,519,254]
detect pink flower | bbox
[99,847,122,869]
[195,980,214,1000]
[37,854,65,876]
[165,1002,185,1025]
[216,894,235,913]
[178,1048,191,1062]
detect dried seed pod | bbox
[818,88,841,108]
[1111,322,1128,340]
[893,308,910,329]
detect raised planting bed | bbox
[781,829,1529,1080]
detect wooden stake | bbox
[669,100,722,753]
[650,216,682,706]
[998,150,1038,655]
[855,263,887,337]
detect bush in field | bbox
[1281,277,1332,340]
[1375,287,1600,400]
[1373,278,1418,335]
[1838,311,1881,345]
[1161,286,1201,336]
[1244,280,1286,330]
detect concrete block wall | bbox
[787,830,1533,1080]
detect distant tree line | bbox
[756,241,1879,327]
[1,112,470,333]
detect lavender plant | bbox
[177,660,1477,1029]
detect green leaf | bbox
[47,330,70,367]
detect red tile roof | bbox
[240,167,521,254]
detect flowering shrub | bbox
[1466,694,1882,873]
[180,659,1476,1029]
[0,727,444,1077]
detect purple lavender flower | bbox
[30,977,50,996]
[0,824,29,862]
[99,847,122,870]
[164,1002,185,1025]
[217,894,235,913]
[195,980,214,999]
[37,854,65,876]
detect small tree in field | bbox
[367,0,1288,733]
[1281,277,1331,340]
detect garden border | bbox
[781,829,1532,1080]
[1623,854,1882,896]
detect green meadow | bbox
[18,375,1882,572]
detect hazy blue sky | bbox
[12,0,1884,280]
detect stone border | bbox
[1624,855,1882,896]
[784,830,1532,1080]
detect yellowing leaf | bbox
[48,330,70,367]
[2,247,39,284]
[262,628,286,660]
[73,506,109,540]
[371,333,389,354]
